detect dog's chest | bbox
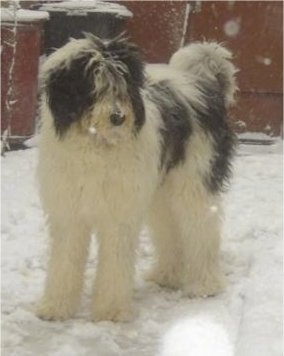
[62,145,140,204]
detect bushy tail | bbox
[169,42,238,107]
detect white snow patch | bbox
[256,56,272,66]
[88,126,97,135]
[210,205,218,213]
[223,18,241,37]
[1,8,49,23]
[160,317,233,356]
[237,132,275,141]
[39,1,132,18]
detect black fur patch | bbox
[148,81,192,172]
[193,79,236,193]
[128,84,145,132]
[104,37,144,88]
[45,53,96,136]
[102,37,145,131]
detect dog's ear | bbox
[44,54,96,136]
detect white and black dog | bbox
[36,34,237,322]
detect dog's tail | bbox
[169,42,238,107]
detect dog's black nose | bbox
[110,112,125,126]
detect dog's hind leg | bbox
[171,179,224,298]
[36,217,91,321]
[146,189,184,289]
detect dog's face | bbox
[42,34,145,146]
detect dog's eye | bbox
[110,112,125,126]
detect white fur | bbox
[37,41,236,322]
[146,129,224,297]
[170,42,238,106]
[41,37,100,76]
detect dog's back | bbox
[144,42,237,192]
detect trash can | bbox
[1,8,49,148]
[38,1,132,54]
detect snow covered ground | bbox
[1,140,283,356]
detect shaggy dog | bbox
[36,34,237,322]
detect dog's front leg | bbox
[91,223,139,322]
[37,218,91,321]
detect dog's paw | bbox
[145,267,181,290]
[91,304,135,323]
[36,299,75,321]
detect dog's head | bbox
[42,33,145,145]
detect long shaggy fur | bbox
[36,34,237,322]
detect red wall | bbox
[120,1,188,63]
[121,1,283,136]
[7,1,283,136]
[186,1,283,136]
[1,23,42,139]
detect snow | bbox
[237,132,275,141]
[88,126,97,135]
[223,18,241,38]
[39,1,132,18]
[256,56,272,66]
[1,141,283,356]
[1,8,49,23]
[179,2,191,48]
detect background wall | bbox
[120,0,283,136]
[9,0,284,137]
